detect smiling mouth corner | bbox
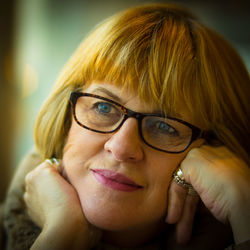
[91,169,143,191]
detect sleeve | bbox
[225,240,250,250]
[3,147,42,250]
[0,203,5,249]
[164,202,234,250]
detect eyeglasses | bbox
[69,92,204,154]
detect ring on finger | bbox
[45,158,62,173]
[173,168,198,196]
[188,186,198,196]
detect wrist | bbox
[228,184,250,244]
[229,211,250,244]
[32,217,91,250]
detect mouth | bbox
[91,169,143,192]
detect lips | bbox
[91,169,143,192]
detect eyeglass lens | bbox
[74,95,193,152]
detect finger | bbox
[51,158,63,174]
[167,180,188,224]
[88,225,103,248]
[61,167,70,183]
[45,158,63,174]
[176,194,199,244]
[23,191,28,204]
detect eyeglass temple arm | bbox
[201,130,223,146]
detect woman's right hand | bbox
[24,160,101,250]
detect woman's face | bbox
[62,82,200,235]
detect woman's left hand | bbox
[167,175,200,244]
[167,145,250,245]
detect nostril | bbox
[104,135,144,162]
[104,118,144,162]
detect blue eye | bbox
[157,121,170,130]
[156,121,177,135]
[158,121,168,129]
[97,102,111,113]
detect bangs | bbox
[72,5,196,117]
[35,3,250,164]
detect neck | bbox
[101,219,167,248]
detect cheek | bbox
[147,140,204,189]
[146,152,187,200]
[62,122,107,177]
[148,153,186,182]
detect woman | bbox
[3,3,250,250]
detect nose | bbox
[104,118,144,162]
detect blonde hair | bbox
[34,3,250,164]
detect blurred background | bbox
[1,0,250,202]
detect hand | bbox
[179,145,250,244]
[167,177,200,244]
[24,160,101,249]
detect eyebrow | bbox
[89,86,183,118]
[91,87,122,103]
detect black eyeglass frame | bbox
[69,92,204,154]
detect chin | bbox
[74,178,166,232]
[80,195,165,233]
[80,196,136,231]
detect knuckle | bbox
[43,166,54,175]
[187,147,202,158]
[23,192,28,203]
[38,161,50,170]
[25,172,33,184]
